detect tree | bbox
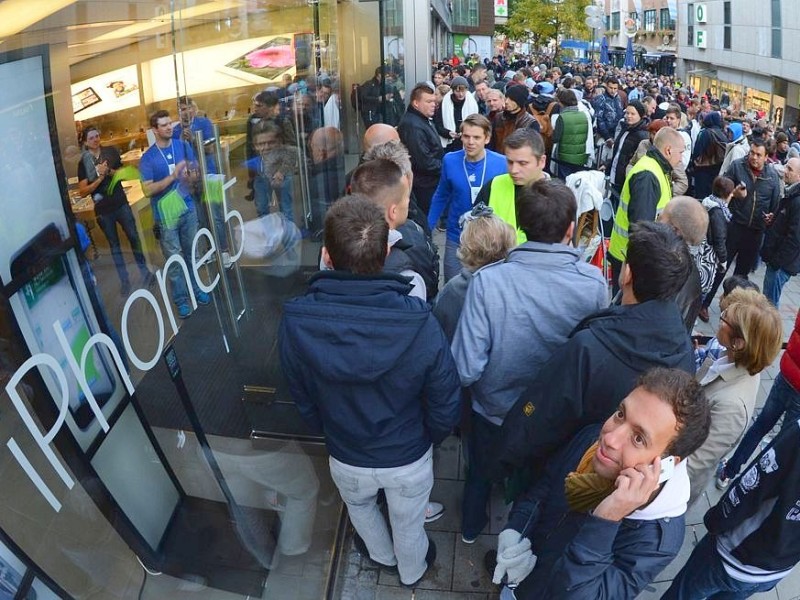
[500,0,591,60]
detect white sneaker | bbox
[221,251,233,269]
[424,501,445,523]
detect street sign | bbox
[585,16,605,31]
[696,3,707,23]
[696,29,707,48]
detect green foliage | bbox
[502,0,592,56]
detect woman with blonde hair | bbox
[687,288,783,505]
[432,205,516,342]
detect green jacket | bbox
[555,108,589,166]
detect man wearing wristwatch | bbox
[78,125,150,297]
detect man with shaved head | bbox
[363,123,400,152]
[660,196,710,330]
[608,127,687,294]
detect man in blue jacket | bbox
[428,113,507,281]
[492,368,710,599]
[279,195,461,589]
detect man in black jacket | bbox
[724,139,781,276]
[761,157,800,307]
[662,418,800,599]
[398,83,444,215]
[496,221,695,478]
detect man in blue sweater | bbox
[428,113,507,281]
[279,195,461,588]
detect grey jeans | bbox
[329,446,433,585]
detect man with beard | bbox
[490,84,538,154]
[434,76,479,152]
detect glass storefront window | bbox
[0,1,392,597]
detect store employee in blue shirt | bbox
[140,109,210,320]
[428,113,508,281]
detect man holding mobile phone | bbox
[490,369,711,599]
[723,139,781,276]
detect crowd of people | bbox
[272,55,800,599]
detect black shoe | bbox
[352,533,398,574]
[401,537,436,588]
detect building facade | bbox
[676,0,800,125]
[603,0,677,73]
[0,1,448,599]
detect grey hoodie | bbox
[452,241,607,425]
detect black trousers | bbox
[412,184,437,217]
[726,221,763,276]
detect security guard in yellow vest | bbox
[608,128,686,293]
[475,129,548,245]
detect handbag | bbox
[693,241,718,296]
[157,188,189,229]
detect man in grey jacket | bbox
[452,179,607,543]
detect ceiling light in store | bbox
[85,1,243,44]
[66,21,136,31]
[0,0,77,39]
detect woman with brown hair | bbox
[687,288,783,505]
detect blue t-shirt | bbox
[173,115,217,174]
[428,149,508,243]
[139,139,196,220]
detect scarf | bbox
[563,441,616,513]
[702,194,732,222]
[441,90,479,147]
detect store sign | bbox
[696,29,707,48]
[494,0,507,17]
[695,3,707,23]
[6,210,244,512]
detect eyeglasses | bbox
[719,309,741,336]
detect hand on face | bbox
[593,455,661,522]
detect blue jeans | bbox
[462,411,502,539]
[443,239,462,283]
[661,534,780,599]
[329,447,433,585]
[723,372,800,480]
[762,265,792,307]
[96,203,148,286]
[254,173,294,222]
[158,208,204,308]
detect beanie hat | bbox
[535,82,555,95]
[505,84,530,108]
[629,100,646,118]
[450,76,469,89]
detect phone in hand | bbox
[658,456,676,484]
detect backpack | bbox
[697,129,728,166]
[530,101,556,154]
[394,220,440,301]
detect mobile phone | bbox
[658,456,676,484]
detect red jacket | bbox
[781,310,800,391]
